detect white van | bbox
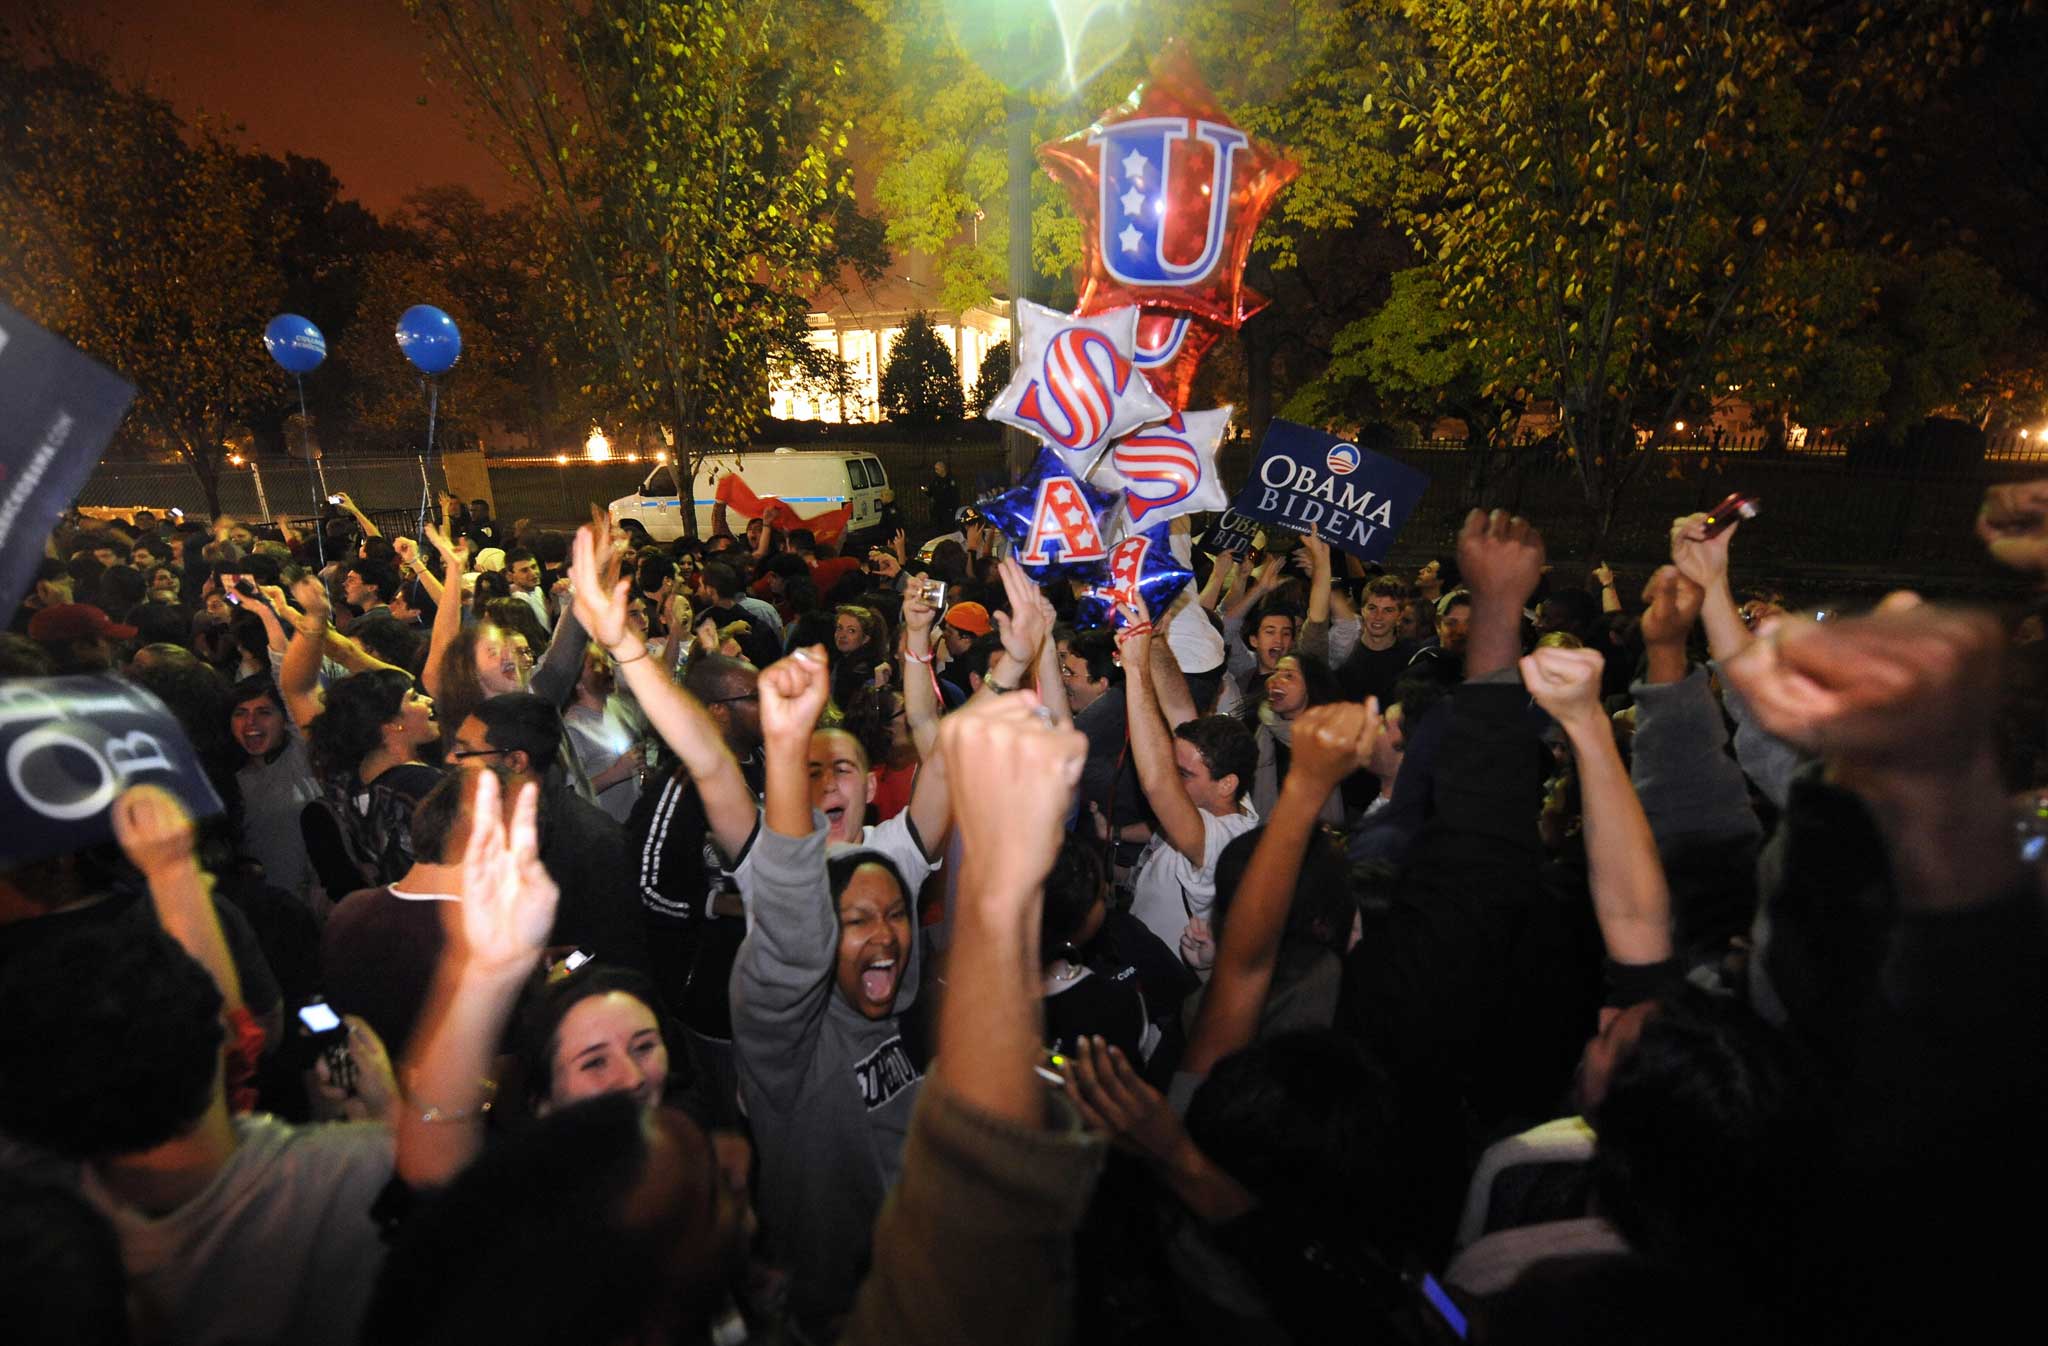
[608,447,892,543]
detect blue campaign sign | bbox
[0,675,224,866]
[1225,419,1430,561]
[0,303,137,625]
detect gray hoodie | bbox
[731,812,926,1332]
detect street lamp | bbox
[585,429,612,462]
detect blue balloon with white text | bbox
[395,305,462,375]
[262,313,326,373]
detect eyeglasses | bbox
[448,746,508,761]
[704,692,758,705]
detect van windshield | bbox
[639,463,681,497]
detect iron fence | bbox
[70,436,2037,583]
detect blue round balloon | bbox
[395,304,462,375]
[976,448,1118,587]
[263,313,327,374]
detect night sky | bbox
[93,0,508,215]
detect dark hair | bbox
[782,575,820,617]
[787,528,816,554]
[1064,627,1121,687]
[783,609,837,657]
[516,965,669,1110]
[1387,671,1452,728]
[1040,834,1106,955]
[484,598,549,658]
[701,562,743,601]
[533,531,569,569]
[1363,575,1408,602]
[1542,586,1601,637]
[229,673,285,714]
[635,554,675,596]
[128,658,236,786]
[364,1093,699,1346]
[928,539,968,583]
[0,1177,132,1346]
[127,600,189,647]
[1436,587,1472,615]
[1242,601,1302,648]
[1591,988,1828,1292]
[1185,1031,1400,1247]
[1211,826,1353,952]
[764,552,809,583]
[954,631,1004,688]
[409,765,477,864]
[347,559,401,604]
[308,668,414,780]
[1173,715,1257,797]
[826,850,910,907]
[505,547,539,571]
[0,926,224,1158]
[472,569,511,604]
[1275,651,1342,710]
[97,564,145,612]
[351,613,421,670]
[473,692,563,773]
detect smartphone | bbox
[1700,491,1759,538]
[562,949,593,972]
[298,999,356,1094]
[327,494,344,505]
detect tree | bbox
[409,0,859,535]
[969,338,1010,416]
[339,187,562,455]
[1285,267,1528,503]
[878,313,965,425]
[0,37,287,517]
[1367,0,1989,545]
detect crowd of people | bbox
[3,469,2047,1345]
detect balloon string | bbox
[419,378,439,539]
[297,372,325,567]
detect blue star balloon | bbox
[1076,519,1193,629]
[977,448,1118,585]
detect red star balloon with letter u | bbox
[1039,45,1297,330]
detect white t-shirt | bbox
[855,811,938,892]
[80,1114,394,1346]
[1128,803,1261,955]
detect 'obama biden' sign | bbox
[1224,419,1429,562]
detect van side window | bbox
[862,457,887,488]
[846,459,869,489]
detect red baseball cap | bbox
[27,603,138,644]
[943,601,992,637]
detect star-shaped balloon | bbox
[1076,521,1193,629]
[985,300,1169,475]
[976,448,1119,585]
[1093,405,1234,538]
[1039,45,1298,330]
[1128,308,1220,411]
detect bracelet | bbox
[1114,621,1154,644]
[611,643,650,665]
[415,1079,497,1124]
[904,648,935,665]
[986,676,1020,693]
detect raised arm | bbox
[1521,646,1673,966]
[1221,554,1282,625]
[900,585,944,759]
[841,694,1110,1346]
[1457,508,1543,680]
[334,491,380,539]
[1630,566,1762,849]
[1146,606,1200,730]
[570,523,756,858]
[1303,527,1332,627]
[1185,701,1381,1074]
[1197,552,1237,612]
[420,524,468,702]
[113,785,244,1013]
[1119,599,1206,863]
[396,771,555,1189]
[1669,512,1748,663]
[280,575,332,727]
[1592,562,1623,615]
